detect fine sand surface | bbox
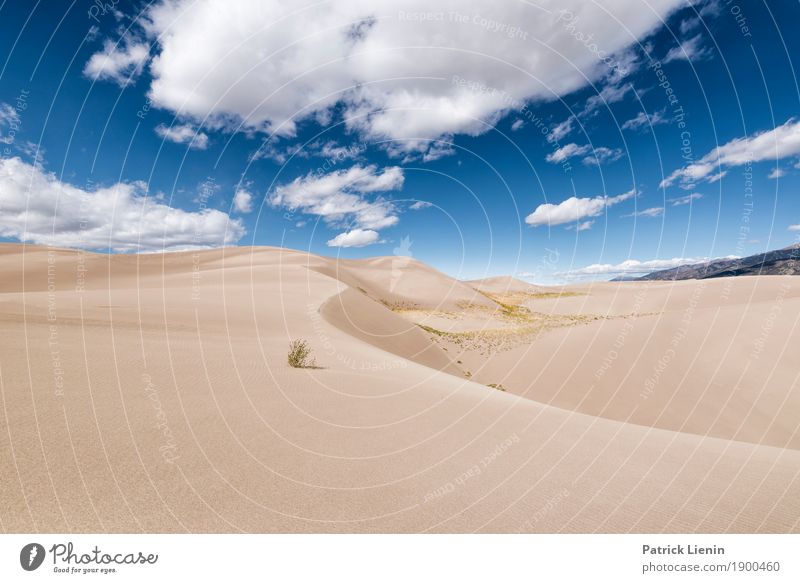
[0,243,798,533]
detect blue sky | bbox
[1,0,799,283]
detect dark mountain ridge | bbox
[622,244,800,281]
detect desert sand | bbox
[0,243,798,533]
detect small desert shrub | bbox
[287,339,315,368]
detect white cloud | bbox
[698,0,723,18]
[582,146,624,166]
[0,157,244,252]
[663,34,712,63]
[571,220,594,231]
[327,228,380,248]
[510,119,524,131]
[249,140,301,164]
[623,206,664,218]
[679,17,701,35]
[547,117,575,144]
[526,188,636,228]
[789,224,800,232]
[155,124,209,150]
[420,141,456,162]
[269,165,403,231]
[409,201,432,210]
[0,104,47,164]
[546,143,622,166]
[621,109,668,131]
[233,189,254,213]
[314,141,365,161]
[252,139,366,164]
[0,103,20,144]
[17,140,45,165]
[546,142,591,163]
[83,39,149,86]
[768,168,785,179]
[88,0,685,156]
[582,82,633,116]
[558,256,710,279]
[669,192,703,205]
[661,119,800,188]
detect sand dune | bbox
[0,244,798,533]
[457,278,800,450]
[467,275,545,295]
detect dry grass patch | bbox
[417,312,600,354]
[287,339,316,368]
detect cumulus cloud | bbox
[510,119,525,131]
[87,0,685,156]
[546,143,623,166]
[155,123,209,149]
[621,109,668,131]
[789,224,800,232]
[83,39,149,86]
[233,189,254,213]
[327,228,380,248]
[663,34,712,63]
[0,157,244,252]
[409,201,432,210]
[558,256,712,279]
[546,142,591,163]
[661,119,800,188]
[269,165,403,233]
[526,188,636,228]
[768,168,785,179]
[582,146,624,166]
[547,117,575,144]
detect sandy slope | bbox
[0,244,798,533]
[457,278,800,450]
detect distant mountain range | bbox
[613,244,800,281]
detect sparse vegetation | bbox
[287,339,316,368]
[380,298,422,311]
[418,323,449,337]
[476,289,584,319]
[417,313,602,354]
[495,300,532,322]
[487,383,507,392]
[525,291,582,300]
